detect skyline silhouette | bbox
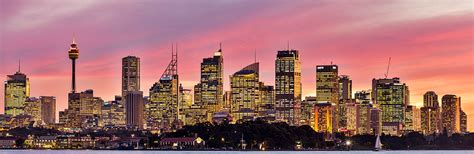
[0,0,472,131]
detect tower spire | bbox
[72,33,76,44]
[18,59,21,73]
[254,48,257,63]
[219,42,222,51]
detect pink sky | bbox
[1,0,473,130]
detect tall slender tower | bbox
[275,50,301,125]
[68,36,79,93]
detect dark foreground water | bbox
[1,150,473,154]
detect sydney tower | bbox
[68,37,79,93]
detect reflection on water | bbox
[0,150,472,154]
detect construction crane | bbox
[384,57,391,78]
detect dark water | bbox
[0,150,473,154]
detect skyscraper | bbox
[421,91,440,135]
[24,97,41,124]
[404,105,421,132]
[316,65,339,105]
[230,62,260,122]
[66,90,102,128]
[424,91,439,108]
[372,77,409,135]
[4,63,30,116]
[148,47,179,131]
[275,50,301,125]
[258,84,275,121]
[40,96,56,125]
[460,110,467,133]
[126,91,144,129]
[338,75,352,101]
[442,95,461,135]
[313,102,333,133]
[122,56,140,99]
[421,107,441,135]
[316,65,339,132]
[197,46,224,120]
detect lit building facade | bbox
[313,102,333,133]
[301,97,316,126]
[258,84,275,121]
[100,99,125,128]
[230,63,260,122]
[421,91,440,135]
[122,56,140,99]
[441,95,461,135]
[24,97,42,124]
[460,110,467,133]
[420,106,441,135]
[404,105,421,132]
[4,69,30,116]
[372,77,409,135]
[197,47,224,120]
[275,50,301,125]
[316,65,339,132]
[338,75,352,101]
[149,75,179,130]
[356,103,372,134]
[424,91,439,108]
[148,49,179,131]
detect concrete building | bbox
[40,96,56,125]
[126,91,144,129]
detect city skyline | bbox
[0,1,473,131]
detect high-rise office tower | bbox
[421,91,441,135]
[460,110,467,133]
[197,46,224,120]
[370,108,382,135]
[301,97,316,126]
[442,95,461,135]
[356,103,373,135]
[126,91,144,129]
[338,75,352,101]
[404,105,421,132]
[24,97,41,124]
[4,63,30,116]
[313,102,333,133]
[316,65,339,104]
[421,107,441,135]
[372,77,409,135]
[122,56,140,99]
[149,47,179,131]
[230,63,260,122]
[424,91,439,108]
[316,65,339,132]
[258,84,275,121]
[275,50,301,125]
[40,96,56,125]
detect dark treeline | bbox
[4,120,474,150]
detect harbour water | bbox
[0,150,473,154]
